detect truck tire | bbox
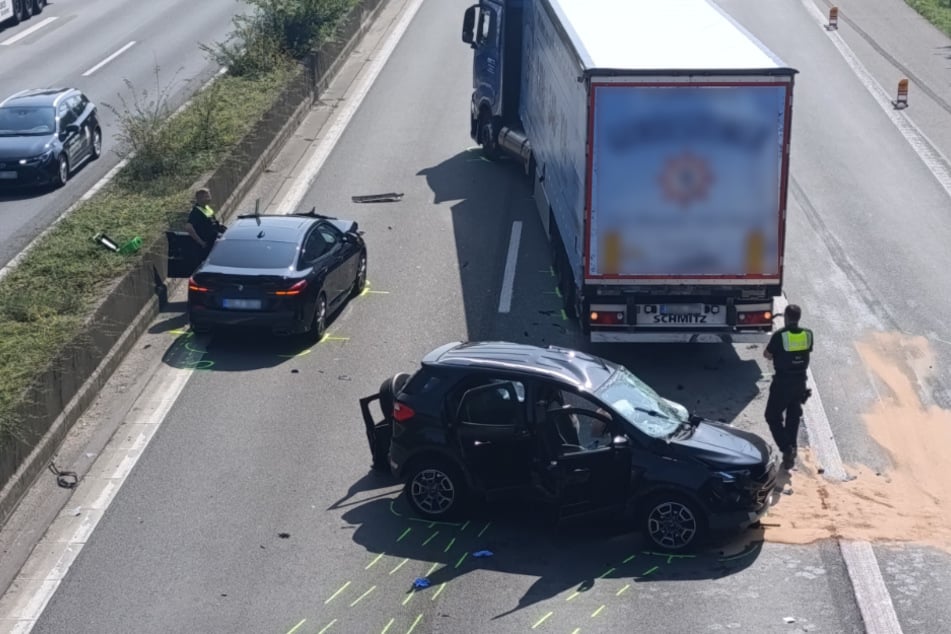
[477,111,501,161]
[33,0,45,15]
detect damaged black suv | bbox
[360,341,778,551]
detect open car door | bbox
[166,230,204,279]
[454,381,533,492]
[536,407,633,519]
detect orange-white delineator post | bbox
[893,79,909,109]
[825,7,839,30]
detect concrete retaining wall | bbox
[0,0,389,528]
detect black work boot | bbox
[782,447,797,470]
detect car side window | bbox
[457,380,526,427]
[58,103,75,130]
[300,232,327,265]
[71,96,86,119]
[317,224,341,250]
[536,386,616,454]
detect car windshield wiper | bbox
[633,406,669,420]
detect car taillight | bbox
[188,277,210,293]
[273,279,308,296]
[738,311,772,325]
[392,401,415,422]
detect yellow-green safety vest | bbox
[781,330,812,352]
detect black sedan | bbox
[0,88,101,189]
[187,210,367,339]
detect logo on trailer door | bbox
[658,153,713,208]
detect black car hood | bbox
[0,136,55,161]
[666,420,769,469]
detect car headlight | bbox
[18,150,54,166]
[715,469,750,483]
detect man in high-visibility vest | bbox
[763,304,814,470]
[185,188,225,259]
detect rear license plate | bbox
[222,298,262,310]
[0,171,17,179]
[636,304,726,327]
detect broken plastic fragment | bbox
[473,550,494,558]
[783,617,796,624]
[412,577,431,589]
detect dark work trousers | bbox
[764,376,807,454]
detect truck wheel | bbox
[478,111,501,161]
[33,0,44,15]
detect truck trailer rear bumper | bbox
[590,331,771,344]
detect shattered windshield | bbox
[594,366,687,438]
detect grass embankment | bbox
[906,0,951,37]
[0,0,356,444]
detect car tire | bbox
[33,0,44,15]
[90,127,102,160]
[309,293,327,343]
[378,372,411,420]
[640,492,707,552]
[350,252,367,298]
[405,458,467,520]
[22,0,33,19]
[53,154,69,188]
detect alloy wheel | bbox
[410,468,455,515]
[646,500,697,550]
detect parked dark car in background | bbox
[186,210,367,339]
[0,88,101,189]
[360,341,779,551]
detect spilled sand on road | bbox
[758,332,951,553]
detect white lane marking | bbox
[0,361,196,630]
[273,0,427,212]
[796,2,918,631]
[0,66,228,283]
[0,17,58,46]
[82,41,137,76]
[800,0,951,201]
[0,2,425,629]
[497,221,523,313]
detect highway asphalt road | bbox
[0,0,247,269]
[3,0,951,632]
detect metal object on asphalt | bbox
[825,6,839,30]
[892,79,909,110]
[351,192,404,203]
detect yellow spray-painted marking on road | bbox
[622,554,636,564]
[425,561,441,577]
[402,590,417,606]
[318,619,337,634]
[186,360,214,370]
[405,614,424,634]
[460,520,470,532]
[325,581,351,604]
[591,605,605,618]
[560,309,568,321]
[285,618,306,634]
[454,552,468,569]
[532,611,553,629]
[616,584,630,596]
[366,553,385,570]
[381,617,395,634]
[431,583,447,601]
[597,567,615,579]
[571,629,581,634]
[422,530,439,546]
[443,537,456,553]
[350,585,377,607]
[389,558,410,575]
[477,522,491,538]
[640,565,659,577]
[397,527,412,542]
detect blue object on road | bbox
[473,550,494,558]
[413,577,431,589]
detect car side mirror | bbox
[611,435,630,448]
[462,5,477,45]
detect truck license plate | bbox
[0,171,17,179]
[222,298,261,310]
[636,304,726,327]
